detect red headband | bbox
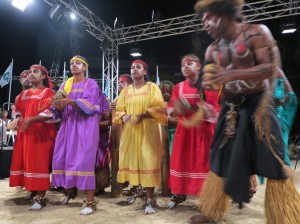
[131,60,148,69]
[181,57,199,63]
[30,64,52,89]
[20,70,31,78]
[119,75,132,84]
[30,65,49,76]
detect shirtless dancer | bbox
[189,0,300,223]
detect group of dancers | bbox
[7,0,300,222]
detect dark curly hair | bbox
[194,0,244,22]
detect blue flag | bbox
[0,63,13,88]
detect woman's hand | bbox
[110,102,116,111]
[52,97,74,110]
[168,116,178,126]
[122,115,131,123]
[131,112,152,125]
[23,118,32,132]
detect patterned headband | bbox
[70,57,89,67]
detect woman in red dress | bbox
[9,65,56,210]
[167,55,220,208]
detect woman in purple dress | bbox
[51,55,100,215]
[95,92,111,195]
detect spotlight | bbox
[49,3,63,20]
[12,0,32,12]
[152,9,161,22]
[114,17,124,29]
[70,13,77,20]
[282,23,297,34]
[130,44,142,57]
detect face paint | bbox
[119,77,129,88]
[21,76,30,85]
[162,86,171,96]
[181,57,200,78]
[181,58,199,70]
[207,17,221,28]
[202,12,222,36]
[29,68,42,79]
[70,60,85,74]
[77,63,83,70]
[20,72,32,88]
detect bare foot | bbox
[188,214,210,223]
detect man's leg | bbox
[265,178,300,224]
[189,171,230,223]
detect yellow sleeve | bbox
[113,88,127,124]
[146,83,167,124]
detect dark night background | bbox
[0,0,299,135]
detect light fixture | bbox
[114,17,124,29]
[49,3,63,20]
[12,0,32,12]
[282,23,297,34]
[152,9,161,22]
[130,43,142,57]
[70,13,77,20]
[130,48,142,57]
[130,52,142,57]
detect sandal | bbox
[79,199,99,215]
[249,188,257,199]
[29,195,48,210]
[144,198,157,214]
[127,185,146,204]
[167,194,187,209]
[61,188,78,205]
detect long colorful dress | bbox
[114,82,167,187]
[168,80,220,195]
[96,92,110,170]
[273,78,298,166]
[95,92,111,190]
[51,79,100,190]
[10,88,56,191]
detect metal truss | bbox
[43,0,118,97]
[114,0,300,45]
[49,22,67,80]
[101,41,119,100]
[243,0,300,23]
[44,0,115,42]
[41,0,299,99]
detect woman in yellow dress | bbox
[114,59,167,214]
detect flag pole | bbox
[63,61,66,81]
[156,65,160,85]
[7,59,14,111]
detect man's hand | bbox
[202,68,233,90]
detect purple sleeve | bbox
[75,79,101,115]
